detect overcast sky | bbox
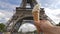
[0,0,60,24]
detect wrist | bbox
[43,25,54,32]
[48,26,60,34]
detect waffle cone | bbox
[32,4,40,21]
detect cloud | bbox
[0,0,19,11]
[0,0,60,25]
[18,23,36,32]
[0,0,21,5]
[45,8,60,24]
[56,14,60,18]
[37,0,60,24]
[38,0,60,9]
[0,9,15,24]
[0,0,20,24]
[0,10,9,23]
[0,12,5,18]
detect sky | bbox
[0,0,60,24]
[18,23,36,32]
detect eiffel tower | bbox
[6,0,38,32]
[6,0,56,33]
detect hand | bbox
[34,20,54,34]
[40,20,53,32]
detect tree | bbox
[56,22,60,26]
[0,23,6,32]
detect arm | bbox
[47,26,60,34]
[36,20,60,34]
[43,26,60,34]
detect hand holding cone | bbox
[32,4,41,34]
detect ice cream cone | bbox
[32,4,40,22]
[32,4,41,34]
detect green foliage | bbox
[56,22,60,26]
[0,23,6,32]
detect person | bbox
[34,20,60,34]
[32,4,60,34]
